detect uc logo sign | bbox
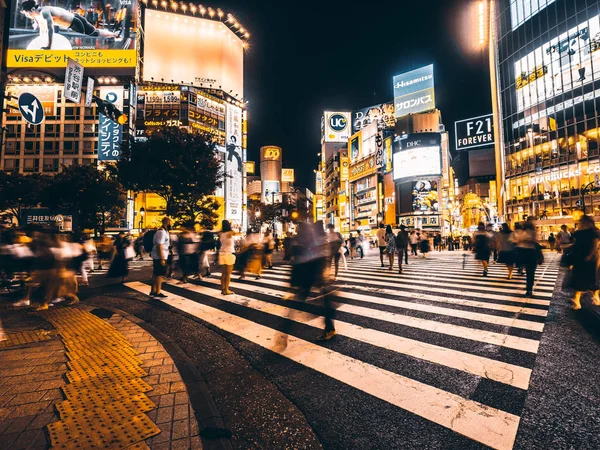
[329,114,347,132]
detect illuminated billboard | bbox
[515,15,600,112]
[225,104,243,223]
[282,169,295,183]
[411,180,439,214]
[352,103,395,133]
[393,142,441,181]
[511,0,555,30]
[143,9,244,99]
[393,65,435,118]
[323,111,351,143]
[7,0,137,68]
[455,114,494,151]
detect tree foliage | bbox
[0,172,50,225]
[42,164,126,235]
[117,127,223,228]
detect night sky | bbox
[216,0,492,188]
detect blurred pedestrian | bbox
[150,217,171,298]
[263,231,275,269]
[513,220,538,297]
[385,225,396,270]
[567,215,600,310]
[199,231,214,278]
[396,225,409,273]
[557,225,572,253]
[496,223,515,279]
[96,234,113,270]
[349,233,357,259]
[219,220,236,295]
[547,232,556,252]
[79,233,95,286]
[419,231,430,258]
[473,222,491,277]
[178,225,199,284]
[107,232,131,283]
[409,230,419,256]
[327,224,343,281]
[134,232,145,260]
[487,223,498,262]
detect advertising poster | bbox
[324,111,351,143]
[393,64,435,118]
[225,104,243,223]
[349,131,362,163]
[246,161,255,175]
[135,90,181,137]
[188,90,226,143]
[352,103,395,133]
[411,180,439,213]
[7,0,137,68]
[262,181,280,204]
[282,169,295,183]
[143,10,244,98]
[515,15,600,112]
[393,147,441,181]
[6,85,56,117]
[383,136,393,174]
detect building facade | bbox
[494,0,600,236]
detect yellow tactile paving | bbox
[41,307,161,449]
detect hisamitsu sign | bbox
[455,114,495,151]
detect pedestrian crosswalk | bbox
[124,251,560,450]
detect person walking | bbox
[409,230,419,256]
[107,232,131,283]
[150,217,171,298]
[513,220,538,297]
[327,224,344,281]
[567,215,600,310]
[79,233,95,286]
[178,226,198,284]
[557,225,571,253]
[199,231,214,278]
[419,231,430,258]
[376,223,387,267]
[547,233,556,252]
[263,231,275,269]
[384,225,397,270]
[219,220,236,295]
[96,234,113,270]
[395,225,409,273]
[473,222,491,276]
[349,233,357,259]
[486,223,498,262]
[134,233,145,260]
[356,230,365,259]
[496,223,516,279]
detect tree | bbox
[117,127,224,228]
[42,164,126,235]
[0,172,49,225]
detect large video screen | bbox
[7,0,137,68]
[515,14,600,112]
[143,9,244,99]
[393,146,441,181]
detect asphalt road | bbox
[77,250,600,450]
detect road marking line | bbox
[199,275,540,353]
[125,281,521,450]
[163,280,532,389]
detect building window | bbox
[62,158,74,167]
[3,159,16,171]
[24,141,39,154]
[43,158,58,172]
[45,124,59,137]
[23,159,37,173]
[6,124,21,137]
[3,141,19,155]
[25,125,41,138]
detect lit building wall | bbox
[494,0,600,235]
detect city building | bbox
[247,177,262,200]
[1,1,249,232]
[492,0,600,236]
[260,145,282,204]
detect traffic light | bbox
[93,96,128,125]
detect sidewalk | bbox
[0,303,203,449]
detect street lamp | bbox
[139,207,145,231]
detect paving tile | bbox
[159,373,182,384]
[39,389,64,402]
[190,435,202,448]
[173,404,189,421]
[6,392,46,406]
[11,401,51,418]
[151,383,172,396]
[0,395,14,407]
[171,437,192,450]
[169,382,187,394]
[156,407,174,424]
[3,415,34,434]
[143,358,165,368]
[152,422,172,443]
[0,406,16,421]
[37,380,65,390]
[12,428,45,449]
[171,419,190,440]
[174,392,188,406]
[151,442,171,450]
[145,375,160,385]
[149,365,175,376]
[28,412,57,430]
[5,383,43,395]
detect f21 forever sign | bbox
[454,114,494,151]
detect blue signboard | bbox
[18,92,45,125]
[98,113,123,161]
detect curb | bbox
[90,305,233,450]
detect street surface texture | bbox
[78,250,600,450]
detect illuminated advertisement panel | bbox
[393,147,441,181]
[393,64,435,118]
[225,104,243,223]
[135,90,181,137]
[323,111,351,143]
[187,90,226,144]
[143,9,244,99]
[352,103,395,133]
[515,15,600,112]
[5,85,56,116]
[7,0,137,68]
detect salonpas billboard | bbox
[393,64,435,118]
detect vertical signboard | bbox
[85,77,94,107]
[97,87,124,161]
[225,104,243,223]
[64,58,83,103]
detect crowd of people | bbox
[2,214,599,322]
